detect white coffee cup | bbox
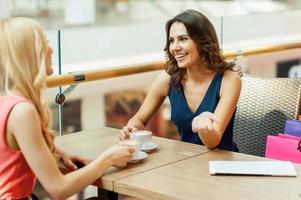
[130,130,153,149]
[119,140,141,159]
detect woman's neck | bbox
[8,89,24,97]
[185,63,214,84]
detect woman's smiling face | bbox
[169,21,200,69]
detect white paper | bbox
[209,160,297,177]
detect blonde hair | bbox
[0,17,55,152]
[0,55,4,95]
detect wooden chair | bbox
[233,76,301,156]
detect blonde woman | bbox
[0,17,134,200]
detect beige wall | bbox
[240,49,301,78]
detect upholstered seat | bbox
[233,76,301,156]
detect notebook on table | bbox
[209,161,297,177]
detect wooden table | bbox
[115,150,301,200]
[55,127,210,191]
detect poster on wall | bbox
[277,59,301,78]
[104,90,179,139]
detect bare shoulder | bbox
[151,70,171,97]
[156,71,171,85]
[220,70,242,97]
[222,70,242,86]
[10,101,37,118]
[8,102,39,131]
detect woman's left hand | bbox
[192,112,220,133]
[61,152,91,170]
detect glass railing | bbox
[44,10,301,137]
[221,10,301,49]
[221,10,301,78]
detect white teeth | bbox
[175,54,186,57]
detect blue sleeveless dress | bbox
[168,72,238,152]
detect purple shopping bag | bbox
[265,134,301,164]
[284,120,301,137]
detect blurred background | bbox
[1,0,301,199]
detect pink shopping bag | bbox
[278,133,301,140]
[265,134,301,164]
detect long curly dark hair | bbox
[164,9,235,89]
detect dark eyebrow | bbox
[169,34,189,39]
[178,34,189,37]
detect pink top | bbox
[0,95,36,199]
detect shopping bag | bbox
[265,134,301,164]
[284,120,301,137]
[278,133,301,140]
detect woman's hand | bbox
[102,145,134,168]
[119,126,137,140]
[55,144,90,170]
[191,112,220,133]
[61,151,91,170]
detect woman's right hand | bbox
[119,126,137,140]
[102,145,134,168]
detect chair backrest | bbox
[233,76,301,157]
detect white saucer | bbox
[141,142,158,152]
[129,151,147,163]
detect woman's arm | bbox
[8,102,133,200]
[120,71,170,139]
[192,71,242,149]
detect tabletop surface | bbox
[55,127,210,190]
[115,150,301,200]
